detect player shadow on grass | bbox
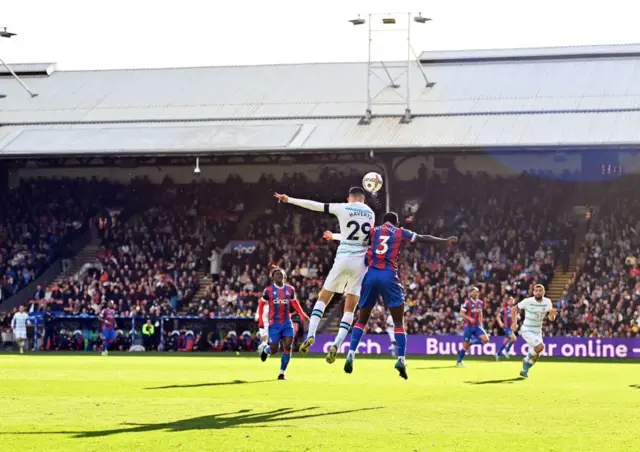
[412,366,457,371]
[11,407,383,438]
[145,379,273,390]
[630,384,640,389]
[465,378,524,385]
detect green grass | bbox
[0,354,638,451]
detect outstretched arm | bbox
[291,299,310,322]
[274,193,325,212]
[323,231,342,241]
[414,234,458,245]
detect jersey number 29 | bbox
[346,221,372,245]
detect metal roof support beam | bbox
[352,13,433,124]
[0,29,39,98]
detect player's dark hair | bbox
[349,187,366,197]
[383,212,399,226]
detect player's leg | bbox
[477,328,490,345]
[381,279,408,379]
[16,332,25,353]
[278,328,294,380]
[457,329,472,366]
[388,305,408,380]
[497,336,510,360]
[299,287,335,355]
[261,325,281,361]
[387,326,397,357]
[343,306,372,374]
[505,332,517,357]
[326,293,358,363]
[328,259,367,362]
[520,332,544,378]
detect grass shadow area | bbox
[145,379,273,390]
[6,406,384,438]
[465,377,524,385]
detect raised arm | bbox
[274,193,325,212]
[415,234,458,245]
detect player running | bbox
[343,212,457,379]
[456,287,489,367]
[512,284,557,378]
[273,188,374,364]
[258,267,310,380]
[11,306,30,354]
[496,296,517,360]
[99,301,117,356]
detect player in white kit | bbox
[385,315,397,357]
[511,284,557,378]
[11,305,31,354]
[273,187,375,363]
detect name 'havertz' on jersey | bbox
[344,212,458,379]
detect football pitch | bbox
[0,354,638,452]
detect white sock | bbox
[398,356,406,364]
[333,311,354,348]
[307,301,326,338]
[347,350,356,359]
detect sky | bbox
[2,0,640,70]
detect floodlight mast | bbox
[0,28,39,98]
[348,13,434,124]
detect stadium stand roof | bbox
[1,44,640,156]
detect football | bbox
[362,172,383,193]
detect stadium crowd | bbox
[0,178,130,302]
[2,170,639,353]
[559,178,640,338]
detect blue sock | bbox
[497,342,507,355]
[457,348,466,363]
[394,326,407,362]
[280,349,291,373]
[470,337,482,345]
[264,345,272,355]
[505,341,514,352]
[348,322,366,357]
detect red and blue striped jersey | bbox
[261,284,303,325]
[367,222,416,272]
[500,305,513,329]
[461,299,484,327]
[100,308,116,329]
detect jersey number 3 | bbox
[375,235,390,254]
[346,221,372,244]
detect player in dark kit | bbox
[343,212,457,379]
[99,301,117,356]
[257,267,309,380]
[456,287,489,367]
[496,296,517,360]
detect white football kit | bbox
[386,315,395,342]
[288,198,374,296]
[12,312,30,340]
[517,296,553,348]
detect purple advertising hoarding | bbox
[309,334,640,359]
